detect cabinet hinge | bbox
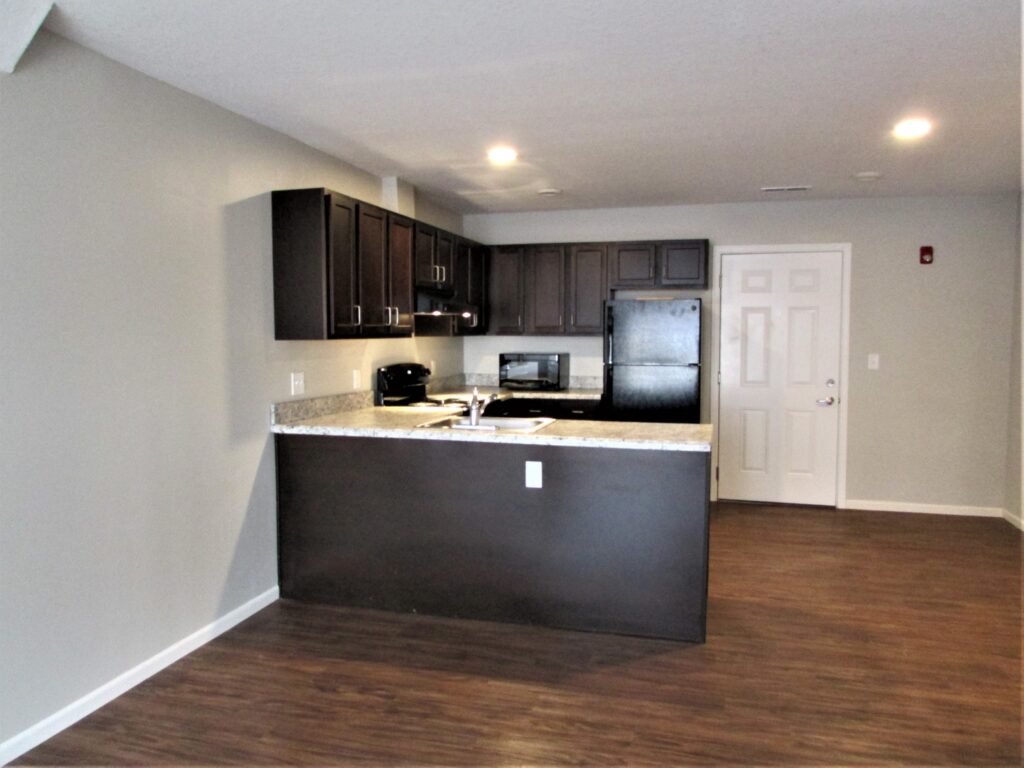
[717,371,721,384]
[715,466,719,481]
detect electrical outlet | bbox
[525,461,543,489]
[867,353,880,370]
[352,369,361,390]
[290,372,305,396]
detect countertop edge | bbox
[271,422,712,453]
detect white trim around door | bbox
[709,243,852,507]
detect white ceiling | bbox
[43,0,1020,214]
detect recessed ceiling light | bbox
[487,146,518,166]
[852,171,883,182]
[893,118,932,141]
[537,188,562,196]
[760,185,812,193]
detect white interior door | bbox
[718,251,843,505]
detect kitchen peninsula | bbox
[273,393,712,642]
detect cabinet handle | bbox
[518,313,522,329]
[570,313,575,327]
[433,265,441,282]
[354,305,362,326]
[440,266,446,283]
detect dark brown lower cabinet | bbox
[276,435,710,642]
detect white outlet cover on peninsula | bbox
[525,461,543,489]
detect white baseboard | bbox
[843,499,1006,519]
[1004,507,1023,530]
[0,586,279,767]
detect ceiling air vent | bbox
[760,185,812,193]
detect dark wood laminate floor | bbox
[18,503,1022,766]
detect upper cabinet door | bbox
[608,243,657,288]
[568,244,606,334]
[435,229,455,293]
[414,223,438,288]
[326,192,360,337]
[489,246,525,334]
[526,245,566,334]
[453,238,486,334]
[467,244,487,333]
[659,240,708,287]
[356,203,389,332]
[387,213,415,334]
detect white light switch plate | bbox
[352,370,361,389]
[525,461,543,489]
[290,372,305,396]
[867,353,880,370]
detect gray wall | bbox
[465,194,1021,511]
[0,32,461,744]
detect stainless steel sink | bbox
[415,415,554,434]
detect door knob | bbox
[816,396,835,406]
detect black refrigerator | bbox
[602,299,702,423]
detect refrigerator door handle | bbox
[686,362,701,367]
[607,333,614,364]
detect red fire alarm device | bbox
[920,246,934,265]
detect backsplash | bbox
[272,372,603,424]
[464,373,601,389]
[272,391,374,424]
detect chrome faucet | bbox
[467,387,497,426]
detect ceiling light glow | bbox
[892,118,932,141]
[487,146,518,166]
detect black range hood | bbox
[413,291,479,322]
[411,290,480,336]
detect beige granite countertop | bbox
[272,404,712,453]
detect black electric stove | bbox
[374,363,469,408]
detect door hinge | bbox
[717,371,721,384]
[715,466,719,480]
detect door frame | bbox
[709,243,852,507]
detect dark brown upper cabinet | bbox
[272,188,356,339]
[488,246,526,334]
[608,239,708,290]
[659,241,707,286]
[607,242,656,287]
[386,213,415,334]
[453,237,487,335]
[526,245,567,334]
[352,203,415,337]
[271,188,414,340]
[487,243,607,336]
[414,222,454,294]
[567,244,607,334]
[356,203,389,333]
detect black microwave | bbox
[499,353,570,391]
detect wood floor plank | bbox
[16,503,1021,766]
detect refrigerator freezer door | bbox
[605,364,700,423]
[606,299,700,365]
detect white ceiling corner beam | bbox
[0,0,53,74]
